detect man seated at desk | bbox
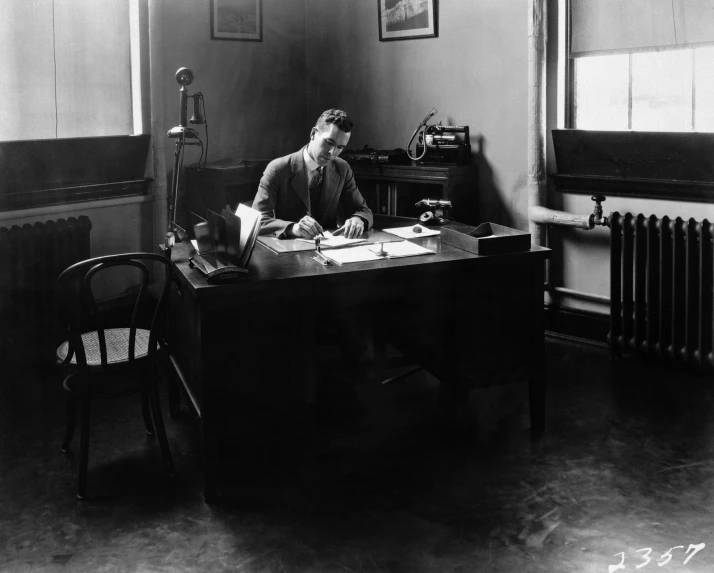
[253,109,375,419]
[252,109,373,239]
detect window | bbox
[574,47,714,132]
[0,0,151,212]
[567,0,714,132]
[0,0,143,141]
[553,0,714,201]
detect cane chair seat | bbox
[56,328,154,366]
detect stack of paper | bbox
[321,240,435,266]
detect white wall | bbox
[158,0,309,167]
[305,0,530,230]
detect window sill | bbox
[0,178,152,212]
[551,130,714,202]
[0,134,151,211]
[0,193,155,222]
[551,174,714,202]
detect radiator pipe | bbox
[525,0,609,239]
[527,0,548,245]
[530,206,594,230]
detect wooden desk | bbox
[167,218,549,502]
[347,162,478,219]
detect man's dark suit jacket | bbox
[252,147,374,237]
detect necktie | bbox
[309,166,324,193]
[309,166,324,212]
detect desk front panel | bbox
[168,236,548,493]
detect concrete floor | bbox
[1,337,714,572]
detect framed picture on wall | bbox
[211,0,262,41]
[378,0,438,42]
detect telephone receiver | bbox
[406,107,438,161]
[420,107,437,127]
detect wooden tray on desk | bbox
[441,222,531,255]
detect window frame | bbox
[554,0,714,203]
[0,0,152,213]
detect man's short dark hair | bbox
[315,109,353,133]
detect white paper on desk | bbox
[296,231,367,249]
[321,245,381,264]
[323,241,435,265]
[382,224,440,239]
[367,240,435,258]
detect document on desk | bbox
[321,240,435,265]
[257,230,400,255]
[296,231,367,249]
[382,224,441,239]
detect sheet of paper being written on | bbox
[297,231,367,249]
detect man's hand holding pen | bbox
[333,216,365,239]
[291,213,324,238]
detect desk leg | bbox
[201,407,220,503]
[193,304,220,504]
[528,262,546,437]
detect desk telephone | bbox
[416,198,452,226]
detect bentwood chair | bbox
[56,252,175,499]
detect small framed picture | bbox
[211,0,262,41]
[378,0,438,42]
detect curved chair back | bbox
[56,253,172,370]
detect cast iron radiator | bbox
[610,212,714,372]
[0,216,92,359]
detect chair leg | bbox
[61,396,77,453]
[77,393,91,500]
[141,383,155,436]
[149,367,175,478]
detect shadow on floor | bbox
[2,337,714,573]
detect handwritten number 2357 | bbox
[609,543,705,572]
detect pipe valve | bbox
[591,195,607,226]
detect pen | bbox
[305,211,325,238]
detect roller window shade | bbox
[0,0,132,141]
[571,0,714,57]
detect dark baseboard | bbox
[545,305,610,347]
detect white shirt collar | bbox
[303,146,320,172]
